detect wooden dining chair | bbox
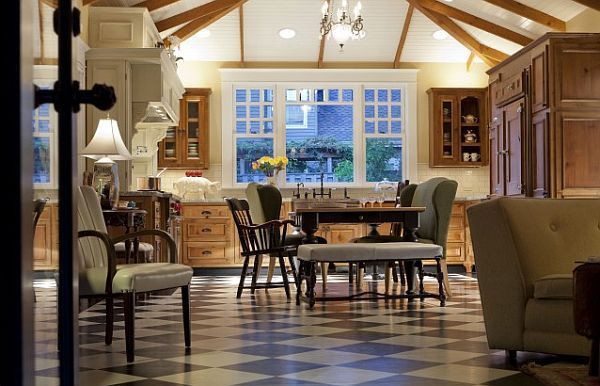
[32,198,48,302]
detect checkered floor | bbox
[34,273,574,385]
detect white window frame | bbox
[221,69,418,189]
[33,66,58,189]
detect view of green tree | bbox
[366,138,402,182]
[334,160,354,182]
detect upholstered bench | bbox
[296,242,445,308]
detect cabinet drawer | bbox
[498,72,524,105]
[182,205,228,219]
[183,242,232,266]
[446,243,464,262]
[449,215,464,229]
[183,219,230,241]
[447,228,465,243]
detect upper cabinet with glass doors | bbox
[159,88,211,169]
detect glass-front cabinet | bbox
[159,88,211,169]
[428,88,487,167]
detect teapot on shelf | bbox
[462,114,479,124]
[464,130,478,143]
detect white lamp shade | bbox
[81,118,132,161]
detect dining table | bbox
[294,206,425,294]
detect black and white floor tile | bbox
[34,274,574,385]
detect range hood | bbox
[135,102,178,129]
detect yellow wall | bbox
[176,61,490,169]
[567,8,600,32]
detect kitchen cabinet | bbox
[487,33,600,198]
[33,203,58,270]
[181,203,239,267]
[428,88,488,167]
[159,88,211,169]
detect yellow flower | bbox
[251,162,258,170]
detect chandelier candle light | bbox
[320,0,365,51]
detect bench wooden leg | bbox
[391,262,399,283]
[123,291,135,363]
[357,263,365,288]
[384,262,392,295]
[321,262,328,292]
[278,253,291,299]
[348,263,354,285]
[308,262,317,309]
[435,257,446,307]
[296,260,304,305]
[416,260,425,300]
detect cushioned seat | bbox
[80,263,193,296]
[297,242,443,262]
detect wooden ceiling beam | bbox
[134,0,180,12]
[418,0,532,46]
[239,3,245,66]
[466,51,475,72]
[570,0,600,12]
[169,1,246,42]
[483,0,566,31]
[408,0,507,67]
[318,0,332,69]
[40,0,58,8]
[82,0,100,5]
[156,0,242,32]
[394,5,414,68]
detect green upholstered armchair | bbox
[354,178,456,296]
[245,182,305,284]
[77,186,193,362]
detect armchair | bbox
[77,186,193,362]
[467,198,594,359]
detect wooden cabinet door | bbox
[489,101,505,195]
[531,49,548,113]
[429,92,459,166]
[33,210,52,269]
[328,224,362,244]
[531,111,550,198]
[504,99,525,196]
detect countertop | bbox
[121,190,174,199]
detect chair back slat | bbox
[226,198,286,255]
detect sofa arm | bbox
[467,199,528,351]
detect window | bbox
[285,88,354,183]
[221,69,417,188]
[234,87,275,183]
[364,88,403,182]
[33,83,57,188]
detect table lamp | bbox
[81,116,132,209]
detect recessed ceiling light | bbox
[432,30,449,40]
[443,0,453,2]
[197,29,211,38]
[278,28,296,39]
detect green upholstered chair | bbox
[77,186,193,362]
[354,177,457,297]
[246,182,304,284]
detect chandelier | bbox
[320,0,365,51]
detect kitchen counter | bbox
[122,190,174,199]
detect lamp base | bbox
[92,161,120,210]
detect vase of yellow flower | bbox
[251,156,288,186]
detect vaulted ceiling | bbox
[36,0,597,66]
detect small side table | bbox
[573,262,600,376]
[102,208,147,264]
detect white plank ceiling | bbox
[35,0,590,63]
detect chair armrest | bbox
[237,219,295,231]
[112,229,178,264]
[78,230,117,295]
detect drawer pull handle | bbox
[201,210,212,216]
[201,228,212,232]
[202,250,212,255]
